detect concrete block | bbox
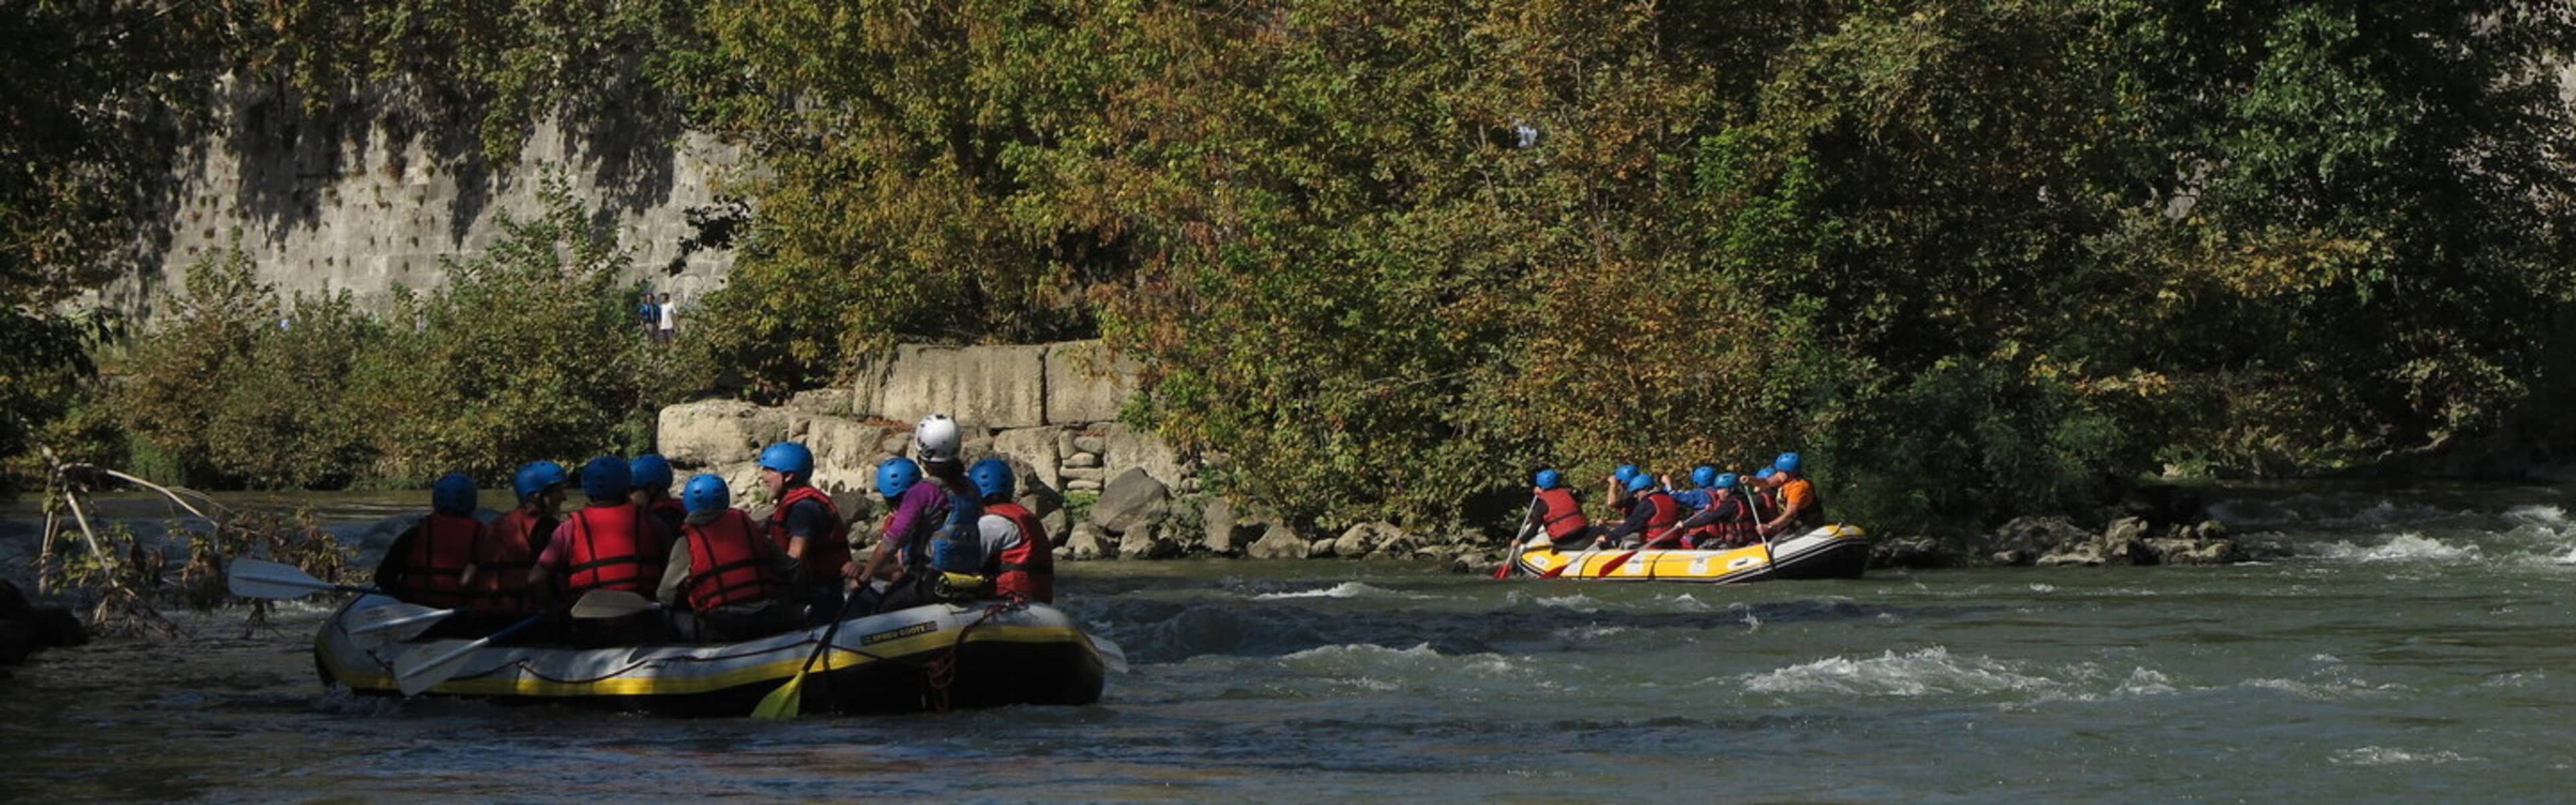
[877,344,1049,429]
[991,427,1064,490]
[657,400,788,468]
[1044,341,1141,425]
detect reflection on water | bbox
[3,486,2575,802]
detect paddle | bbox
[349,602,461,642]
[1596,547,1644,576]
[1089,634,1130,674]
[569,590,663,620]
[228,557,378,600]
[750,588,867,719]
[1492,502,1537,580]
[394,613,545,696]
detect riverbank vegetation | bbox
[8,1,2576,541]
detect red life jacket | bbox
[472,508,551,614]
[1534,488,1589,540]
[983,501,1055,603]
[766,485,850,585]
[682,509,778,612]
[1640,489,1682,533]
[396,513,480,608]
[566,503,659,596]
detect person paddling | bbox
[967,458,1055,604]
[629,453,685,533]
[1513,469,1594,550]
[1758,452,1826,538]
[375,472,483,611]
[1652,472,1758,549]
[849,415,986,614]
[466,460,566,637]
[759,441,852,625]
[657,474,798,642]
[1594,471,1681,549]
[529,455,675,647]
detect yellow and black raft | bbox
[1508,524,1870,582]
[314,595,1110,716]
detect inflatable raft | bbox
[314,595,1108,716]
[1507,525,1870,582]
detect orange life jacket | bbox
[766,485,851,584]
[682,509,779,612]
[1777,476,1825,531]
[983,501,1055,604]
[396,513,480,608]
[1534,488,1589,540]
[472,508,551,614]
[566,503,659,596]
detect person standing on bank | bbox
[758,441,851,625]
[655,292,677,343]
[658,474,798,642]
[637,292,659,338]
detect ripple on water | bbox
[2330,747,2481,765]
[1248,582,1429,601]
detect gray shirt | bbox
[977,513,1021,574]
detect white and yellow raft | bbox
[314,595,1109,715]
[1507,525,1870,582]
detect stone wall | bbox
[657,339,1191,525]
[656,339,1513,570]
[109,80,739,321]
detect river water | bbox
[2,484,2571,802]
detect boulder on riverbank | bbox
[0,581,89,669]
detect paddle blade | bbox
[570,590,661,620]
[1490,559,1512,580]
[1597,549,1642,576]
[1089,635,1130,674]
[227,558,339,600]
[394,638,486,696]
[349,604,458,641]
[392,614,537,696]
[750,669,809,719]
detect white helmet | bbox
[914,413,962,464]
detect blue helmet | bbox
[1614,464,1640,484]
[580,455,631,500]
[967,457,1016,502]
[513,460,568,502]
[1690,465,1718,489]
[629,453,674,496]
[1774,452,1802,474]
[682,473,730,514]
[759,441,815,477]
[1756,467,1778,480]
[1626,472,1658,493]
[1534,469,1564,490]
[1712,472,1740,490]
[431,472,477,515]
[876,456,922,501]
